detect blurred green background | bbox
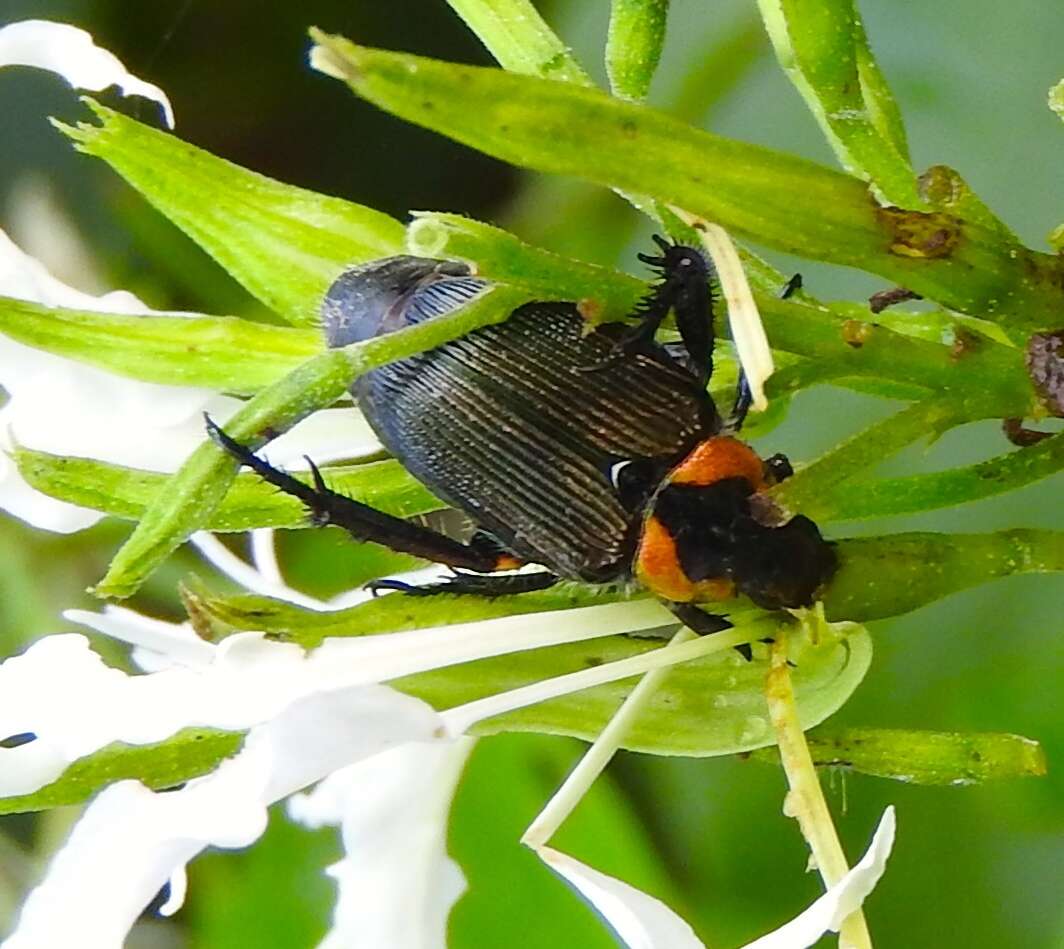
[1,1,1062,946]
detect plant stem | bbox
[772,397,962,518]
[765,631,873,949]
[445,0,591,84]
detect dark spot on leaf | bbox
[584,656,604,667]
[950,328,981,360]
[842,320,873,348]
[876,205,961,259]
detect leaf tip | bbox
[307,28,356,83]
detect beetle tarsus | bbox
[665,601,761,661]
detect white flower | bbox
[0,598,752,947]
[535,806,896,949]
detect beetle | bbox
[206,238,836,649]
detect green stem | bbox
[822,431,1064,522]
[606,0,670,102]
[773,398,963,518]
[444,0,592,84]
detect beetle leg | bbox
[206,415,506,572]
[368,570,560,598]
[664,601,753,661]
[726,272,803,433]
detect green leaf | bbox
[0,728,242,815]
[773,398,966,518]
[826,530,1064,621]
[759,297,1034,413]
[0,297,319,395]
[444,0,591,84]
[95,285,534,598]
[606,0,670,102]
[15,450,442,531]
[93,349,355,599]
[57,101,405,327]
[751,726,1046,785]
[400,621,871,754]
[182,581,624,645]
[310,34,1064,328]
[821,431,1064,522]
[757,0,919,204]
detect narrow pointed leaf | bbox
[15,450,441,530]
[183,531,1064,640]
[445,0,590,83]
[0,728,242,815]
[820,432,1064,522]
[58,101,405,326]
[407,212,645,319]
[0,297,319,394]
[310,34,1064,328]
[753,726,1046,785]
[182,582,624,645]
[757,0,918,204]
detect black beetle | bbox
[207,239,836,642]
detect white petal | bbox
[63,605,215,671]
[0,19,174,127]
[289,738,474,949]
[691,222,773,412]
[0,227,154,315]
[0,446,100,533]
[2,686,443,949]
[537,847,706,949]
[534,808,896,949]
[744,807,896,949]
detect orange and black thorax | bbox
[633,437,836,610]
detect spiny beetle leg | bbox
[205,415,503,572]
[665,601,753,661]
[368,570,560,598]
